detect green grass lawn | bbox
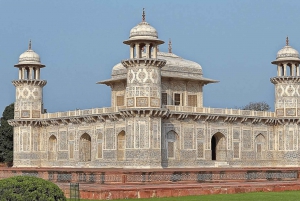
[68,191,300,201]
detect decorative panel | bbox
[127,98,134,107]
[233,128,240,140]
[278,130,284,150]
[269,131,274,150]
[97,143,103,158]
[32,110,40,118]
[33,132,39,151]
[183,127,194,149]
[126,123,134,148]
[152,121,160,149]
[242,130,251,150]
[21,110,30,118]
[168,142,174,158]
[59,131,68,151]
[286,108,296,116]
[286,131,294,150]
[69,143,74,159]
[150,97,159,107]
[116,96,124,106]
[188,95,197,107]
[233,142,240,158]
[197,141,204,158]
[276,109,284,116]
[105,128,115,149]
[136,97,148,107]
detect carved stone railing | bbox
[165,106,275,118]
[41,107,115,119]
[40,106,275,119]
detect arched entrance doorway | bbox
[211,132,226,161]
[79,133,91,162]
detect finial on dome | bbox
[168,38,172,53]
[29,40,32,50]
[286,36,289,46]
[142,8,145,22]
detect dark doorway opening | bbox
[211,136,216,160]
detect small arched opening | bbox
[79,133,91,162]
[255,134,266,160]
[166,130,179,159]
[48,135,57,161]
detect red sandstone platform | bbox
[1,167,300,200]
[58,180,300,200]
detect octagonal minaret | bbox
[12,41,47,119]
[271,37,300,117]
[122,9,166,108]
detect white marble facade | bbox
[8,13,300,168]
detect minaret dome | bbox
[15,41,45,67]
[123,9,164,59]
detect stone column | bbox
[136,43,140,58]
[297,65,300,76]
[145,43,150,58]
[130,44,134,59]
[153,46,157,58]
[22,68,25,79]
[277,65,281,76]
[36,68,40,79]
[283,63,287,76]
[29,67,33,79]
[291,64,295,76]
[19,68,22,79]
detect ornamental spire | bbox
[142,8,145,22]
[168,38,172,53]
[29,40,32,50]
[286,36,289,46]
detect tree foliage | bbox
[0,176,66,201]
[0,103,14,163]
[242,101,270,111]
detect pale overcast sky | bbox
[0,0,299,113]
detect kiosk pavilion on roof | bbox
[8,10,300,168]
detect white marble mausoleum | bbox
[8,11,300,168]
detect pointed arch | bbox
[255,134,266,160]
[79,133,91,162]
[48,135,57,160]
[117,131,126,161]
[211,132,226,161]
[166,130,179,159]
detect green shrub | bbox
[0,175,66,201]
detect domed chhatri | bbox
[271,37,300,77]
[16,40,44,66]
[275,37,300,61]
[123,8,163,45]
